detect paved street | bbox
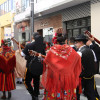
[0,76,100,100]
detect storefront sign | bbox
[40,21,48,27]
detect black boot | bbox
[1,91,6,99]
[8,91,11,99]
[32,96,38,100]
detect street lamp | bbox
[30,0,34,41]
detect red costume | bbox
[0,41,16,91]
[45,42,50,51]
[42,44,81,100]
[52,33,57,44]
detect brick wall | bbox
[34,14,62,32]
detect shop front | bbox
[14,21,30,43]
[34,14,62,44]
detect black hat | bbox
[33,32,39,39]
[75,34,88,41]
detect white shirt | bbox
[77,45,85,57]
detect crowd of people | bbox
[0,28,100,100]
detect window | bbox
[0,0,10,15]
[8,0,11,11]
[11,0,13,10]
[21,0,26,11]
[26,0,30,8]
[6,1,8,12]
[2,4,4,15]
[22,32,26,40]
[73,29,79,37]
[1,5,3,15]
[68,30,72,39]
[66,17,91,39]
[13,0,16,11]
[5,2,7,13]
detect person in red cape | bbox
[42,37,82,100]
[0,39,16,99]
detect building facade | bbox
[0,0,15,46]
[14,0,100,48]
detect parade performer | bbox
[42,37,81,100]
[75,34,99,100]
[0,39,16,99]
[20,32,45,100]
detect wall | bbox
[34,14,62,32]
[0,12,15,45]
[0,0,7,5]
[91,1,100,43]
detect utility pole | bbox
[30,0,34,41]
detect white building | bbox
[14,0,100,47]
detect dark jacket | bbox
[89,41,100,61]
[79,46,95,78]
[23,35,45,75]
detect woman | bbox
[0,39,16,99]
[42,36,81,100]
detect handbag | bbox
[28,56,43,75]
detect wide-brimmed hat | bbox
[75,34,88,41]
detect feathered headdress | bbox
[1,39,4,44]
[1,39,8,46]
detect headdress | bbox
[1,39,8,46]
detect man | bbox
[75,34,99,100]
[68,37,77,51]
[86,37,100,74]
[20,32,45,100]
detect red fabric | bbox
[42,44,81,100]
[45,42,50,51]
[79,78,82,94]
[0,72,15,91]
[1,40,4,44]
[52,33,57,44]
[0,46,16,74]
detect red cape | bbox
[0,46,16,74]
[42,44,81,99]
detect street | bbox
[0,76,100,100]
